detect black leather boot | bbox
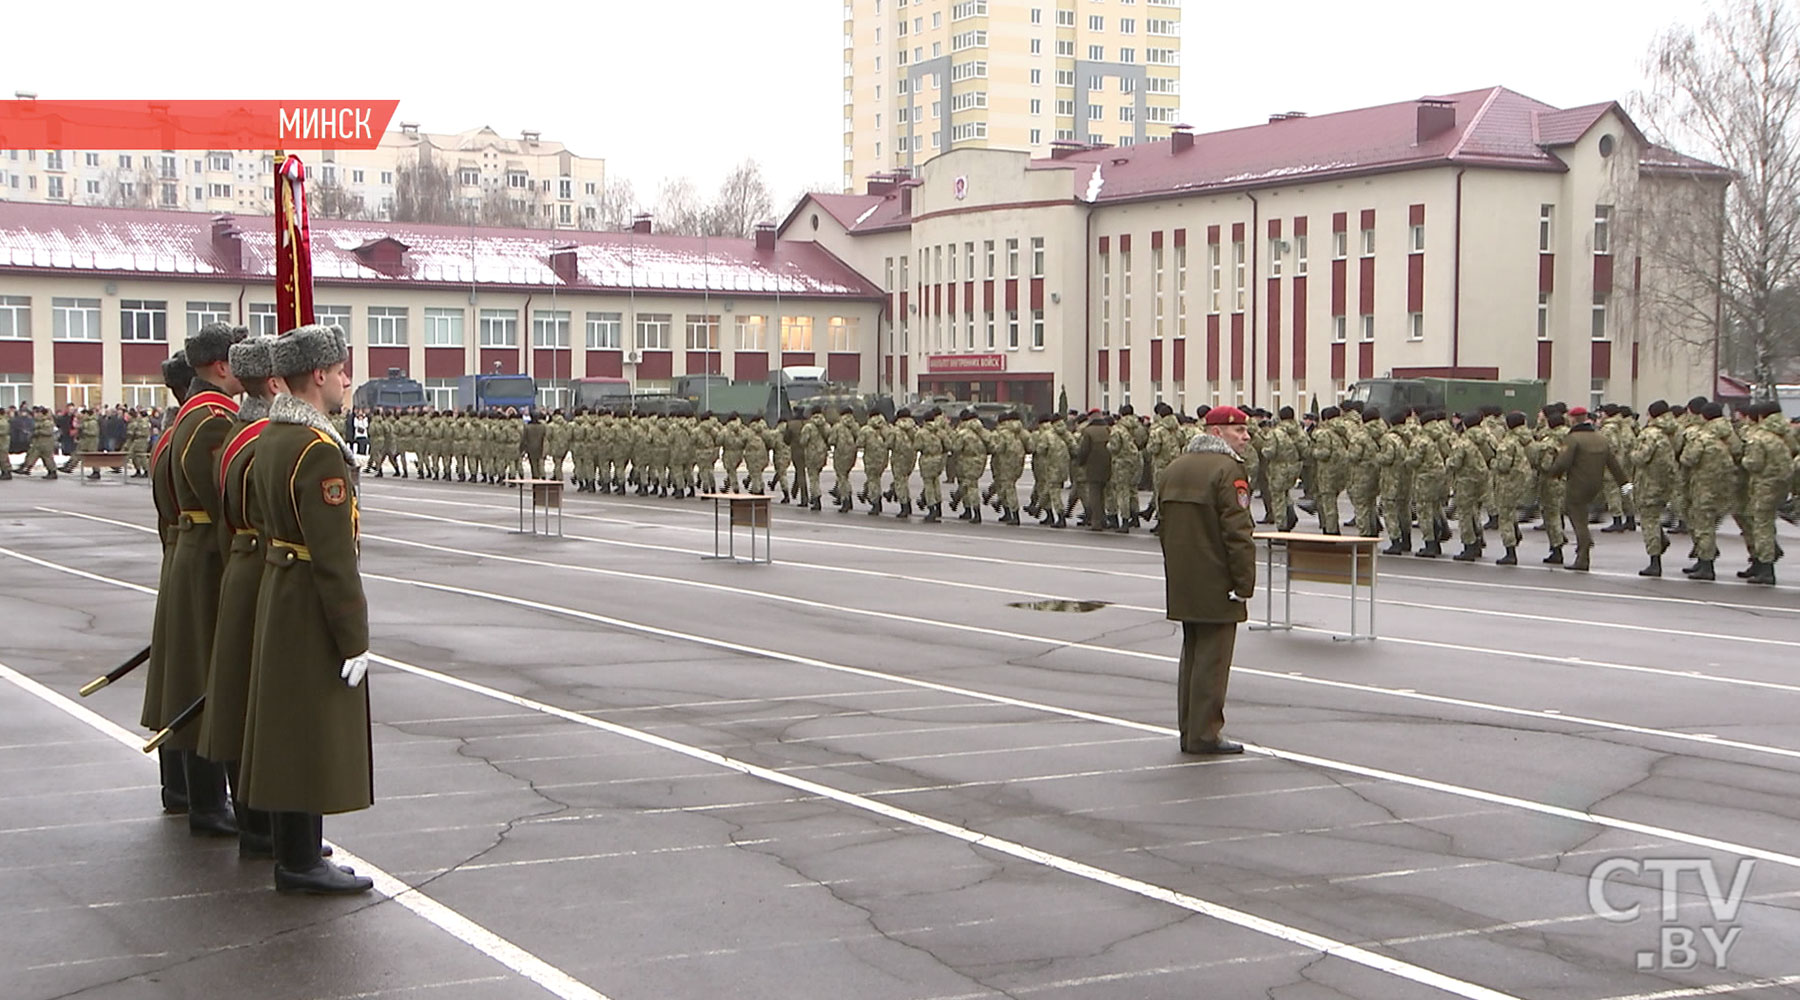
[1453,546,1480,562]
[1639,555,1662,577]
[273,812,371,895]
[922,503,941,524]
[1543,546,1564,565]
[1746,561,1776,586]
[158,746,188,814]
[1495,546,1518,566]
[182,752,237,837]
[1416,538,1441,558]
[1686,559,1715,581]
[896,501,911,519]
[225,761,273,859]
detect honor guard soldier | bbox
[240,324,374,895]
[142,352,197,812]
[151,322,247,837]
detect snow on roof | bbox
[0,203,886,300]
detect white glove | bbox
[1227,591,1248,603]
[341,653,370,688]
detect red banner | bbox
[926,353,1007,374]
[274,156,315,332]
[0,100,399,150]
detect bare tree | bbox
[706,158,774,237]
[590,178,642,231]
[391,152,471,226]
[654,177,707,236]
[102,168,155,209]
[1637,0,1800,394]
[309,180,366,220]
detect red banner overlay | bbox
[0,100,400,150]
[926,353,1007,374]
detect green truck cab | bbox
[1347,377,1548,417]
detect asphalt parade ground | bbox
[4,469,1799,1000]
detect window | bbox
[459,168,480,186]
[1590,378,1607,412]
[1030,5,1040,22]
[1056,99,1076,116]
[43,150,64,171]
[156,154,175,179]
[1088,104,1104,121]
[1410,223,1426,252]
[951,60,987,81]
[1539,204,1554,252]
[1593,205,1612,254]
[985,313,996,349]
[1118,105,1135,122]
[1153,247,1165,336]
[1007,310,1020,350]
[1031,237,1045,277]
[208,183,232,199]
[314,305,351,333]
[1360,314,1375,342]
[479,309,518,347]
[1030,128,1042,144]
[421,308,464,347]
[1088,44,1104,60]
[1031,310,1045,349]
[1147,75,1179,94]
[1119,76,1136,93]
[1056,68,1075,86]
[1031,69,1042,85]
[1030,98,1042,115]
[952,0,987,16]
[0,295,29,339]
[1296,234,1308,276]
[635,313,672,351]
[419,378,455,410]
[118,154,133,169]
[113,300,167,343]
[586,312,623,349]
[382,171,394,185]
[952,29,987,51]
[1056,8,1074,26]
[119,375,160,410]
[1232,240,1246,311]
[932,10,940,25]
[952,122,989,141]
[682,314,722,352]
[248,302,279,336]
[1146,47,1178,65]
[1147,18,1177,33]
[1006,238,1020,277]
[1121,249,1134,344]
[1408,312,1424,341]
[951,91,988,111]
[207,153,230,171]
[180,300,229,338]
[1120,17,1136,32]
[1175,245,1188,337]
[351,170,365,184]
[1208,242,1222,313]
[1537,294,1551,340]
[1269,238,1283,278]
[47,176,64,199]
[1333,315,1347,342]
[1591,293,1608,340]
[532,310,571,348]
[55,377,101,410]
[160,183,176,206]
[1333,231,1348,259]
[1360,227,1375,256]
[827,316,858,352]
[367,306,409,346]
[1100,249,1112,345]
[779,315,814,352]
[1089,14,1104,29]
[1118,48,1135,63]
[963,242,975,278]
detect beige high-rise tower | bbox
[842,0,1183,191]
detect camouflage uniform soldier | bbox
[772,413,798,502]
[1409,412,1451,557]
[71,408,101,478]
[1630,401,1680,576]
[1530,410,1572,563]
[1311,406,1349,534]
[950,411,989,525]
[1265,406,1306,532]
[857,412,891,512]
[18,407,58,477]
[1032,413,1071,527]
[1678,404,1736,581]
[543,412,569,481]
[1599,405,1638,532]
[989,413,1027,524]
[916,409,949,522]
[1445,414,1490,560]
[1106,407,1144,531]
[1491,412,1535,565]
[744,415,773,495]
[717,414,746,493]
[1740,401,1793,585]
[800,408,830,510]
[887,409,919,517]
[1343,404,1381,537]
[1145,403,1183,525]
[125,409,152,477]
[1372,411,1414,555]
[829,411,860,512]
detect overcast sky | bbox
[7,0,1711,210]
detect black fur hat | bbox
[161,351,195,399]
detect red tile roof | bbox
[0,202,886,299]
[807,86,1727,229]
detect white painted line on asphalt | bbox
[12,535,1800,881]
[0,659,614,1000]
[352,503,1800,701]
[1584,974,1800,1000]
[362,480,1799,612]
[361,652,1528,1000]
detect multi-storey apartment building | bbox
[842,0,1182,191]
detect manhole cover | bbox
[1007,600,1110,613]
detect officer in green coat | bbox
[240,324,373,895]
[143,352,195,812]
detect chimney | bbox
[210,215,242,272]
[1170,124,1194,155]
[1049,139,1086,160]
[866,172,899,196]
[399,121,419,135]
[754,222,777,252]
[521,129,541,145]
[1268,111,1308,123]
[631,213,652,234]
[1416,98,1457,143]
[549,244,578,283]
[899,184,913,215]
[14,90,38,101]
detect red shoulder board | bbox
[174,390,240,425]
[217,418,270,486]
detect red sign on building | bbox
[926,353,1007,374]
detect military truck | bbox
[352,368,427,410]
[571,376,633,411]
[455,373,537,411]
[1347,376,1548,418]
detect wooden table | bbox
[699,493,772,565]
[77,452,130,484]
[503,478,564,536]
[1249,531,1379,641]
